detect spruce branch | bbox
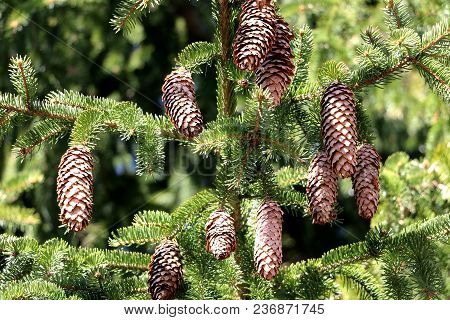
[277,215,448,299]
[75,247,150,271]
[381,250,414,299]
[321,214,449,271]
[69,109,106,149]
[383,0,413,30]
[9,55,38,109]
[336,266,385,300]
[274,167,307,189]
[351,56,414,90]
[388,28,421,57]
[276,260,335,299]
[12,119,70,159]
[361,26,390,56]
[109,225,171,247]
[0,169,43,201]
[290,24,313,91]
[110,0,162,34]
[0,234,39,255]
[414,57,450,102]
[318,60,351,86]
[1,280,68,300]
[0,93,77,122]
[108,210,174,247]
[132,210,172,227]
[135,116,165,176]
[0,205,40,232]
[176,42,218,72]
[420,19,449,55]
[0,110,14,134]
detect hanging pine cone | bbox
[321,81,358,178]
[148,239,183,300]
[255,0,271,9]
[205,209,237,260]
[352,143,381,220]
[256,15,294,106]
[162,67,203,138]
[254,199,283,280]
[233,0,277,71]
[306,151,338,224]
[56,145,94,232]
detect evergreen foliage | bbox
[0,0,448,300]
[0,154,42,235]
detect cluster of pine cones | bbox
[161,0,294,138]
[54,0,382,301]
[204,200,283,281]
[146,198,284,300]
[306,81,381,224]
[234,0,294,106]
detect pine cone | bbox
[321,81,358,178]
[352,143,381,219]
[148,239,183,300]
[162,67,203,138]
[56,145,94,232]
[256,15,294,106]
[254,199,283,280]
[255,0,271,9]
[306,151,338,224]
[205,209,236,260]
[233,0,277,71]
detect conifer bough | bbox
[148,239,183,300]
[162,67,204,138]
[307,151,338,224]
[205,209,237,260]
[353,143,381,219]
[254,199,283,280]
[233,0,277,71]
[56,145,94,232]
[0,0,448,300]
[321,82,358,179]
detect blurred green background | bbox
[0,0,448,263]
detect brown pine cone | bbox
[162,67,203,138]
[255,0,271,9]
[321,81,358,178]
[148,239,183,300]
[254,199,283,280]
[56,145,94,232]
[205,209,237,260]
[306,151,338,224]
[256,15,294,106]
[233,0,277,71]
[352,143,381,219]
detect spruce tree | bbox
[0,0,449,300]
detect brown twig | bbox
[218,0,234,116]
[117,1,146,32]
[414,60,450,91]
